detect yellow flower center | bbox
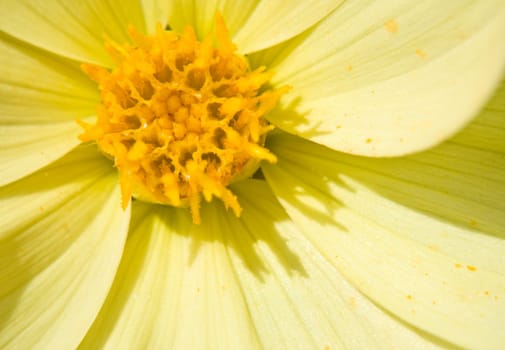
[79,16,285,223]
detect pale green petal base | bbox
[164,0,342,54]
[0,145,130,349]
[263,82,505,348]
[164,0,258,40]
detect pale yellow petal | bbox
[79,201,260,350]
[228,180,447,349]
[0,145,130,349]
[0,0,146,65]
[0,34,98,185]
[256,1,505,156]
[262,81,505,348]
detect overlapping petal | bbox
[0,34,97,185]
[0,145,130,349]
[263,81,505,348]
[0,0,146,65]
[164,0,342,53]
[254,0,505,156]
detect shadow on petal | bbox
[129,179,309,281]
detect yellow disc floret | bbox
[79,15,285,223]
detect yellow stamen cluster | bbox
[79,16,284,223]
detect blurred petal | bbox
[165,1,342,54]
[0,34,97,185]
[0,145,130,349]
[79,201,261,349]
[0,0,146,65]
[263,81,505,349]
[255,1,505,156]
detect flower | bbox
[1,1,505,349]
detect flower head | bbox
[78,16,284,223]
[1,1,505,349]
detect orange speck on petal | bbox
[348,297,357,309]
[416,49,427,59]
[428,244,439,251]
[467,265,477,272]
[384,19,398,34]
